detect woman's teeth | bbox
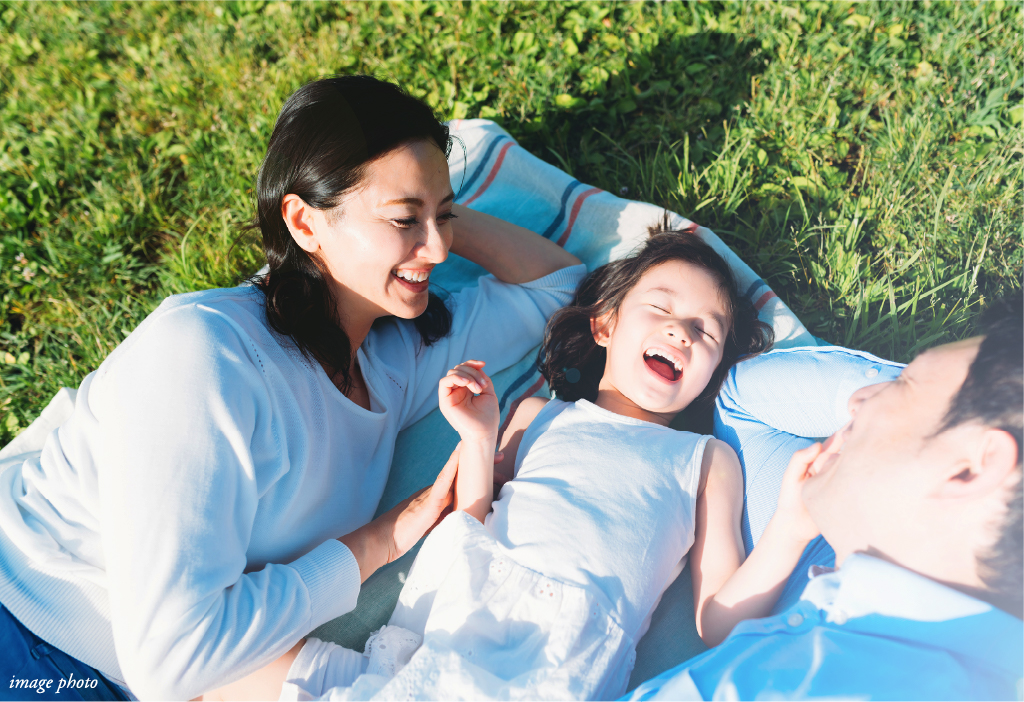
[394,270,429,283]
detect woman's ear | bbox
[281,194,320,254]
[591,310,614,347]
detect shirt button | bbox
[865,367,879,378]
[786,613,805,627]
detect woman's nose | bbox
[420,218,451,263]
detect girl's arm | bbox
[691,440,824,647]
[449,204,581,284]
[438,361,500,523]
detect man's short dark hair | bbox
[941,291,1023,618]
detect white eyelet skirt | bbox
[342,510,634,701]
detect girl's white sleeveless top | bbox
[484,398,709,639]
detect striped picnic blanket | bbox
[311,119,814,685]
[0,119,815,690]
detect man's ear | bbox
[935,427,1019,499]
[282,193,320,254]
[591,310,613,347]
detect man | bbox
[627,294,1023,700]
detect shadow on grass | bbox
[507,32,767,202]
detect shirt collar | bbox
[801,552,996,623]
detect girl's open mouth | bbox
[643,351,683,383]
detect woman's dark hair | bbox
[251,75,453,392]
[538,217,773,418]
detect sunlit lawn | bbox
[1,0,1021,443]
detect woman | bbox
[0,75,583,701]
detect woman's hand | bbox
[339,444,461,581]
[438,360,499,442]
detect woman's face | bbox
[286,139,455,329]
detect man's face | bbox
[802,338,982,563]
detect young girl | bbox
[227,227,824,701]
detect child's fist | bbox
[438,360,499,440]
[773,439,830,545]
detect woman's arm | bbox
[449,204,581,284]
[98,306,460,700]
[338,445,460,580]
[691,441,823,647]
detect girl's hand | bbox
[438,360,499,440]
[772,441,827,544]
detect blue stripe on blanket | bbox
[541,180,582,240]
[498,367,539,413]
[744,278,766,299]
[458,135,511,201]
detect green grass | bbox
[1,1,1021,444]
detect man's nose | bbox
[847,380,890,416]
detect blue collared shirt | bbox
[625,554,1023,701]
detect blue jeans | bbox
[0,605,128,701]
[713,345,904,613]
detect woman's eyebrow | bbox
[377,192,455,208]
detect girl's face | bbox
[593,260,730,425]
[286,139,455,331]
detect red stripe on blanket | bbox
[555,187,602,248]
[498,375,545,436]
[754,291,778,311]
[462,141,514,207]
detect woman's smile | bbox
[391,267,433,294]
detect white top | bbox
[485,399,708,638]
[0,265,585,700]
